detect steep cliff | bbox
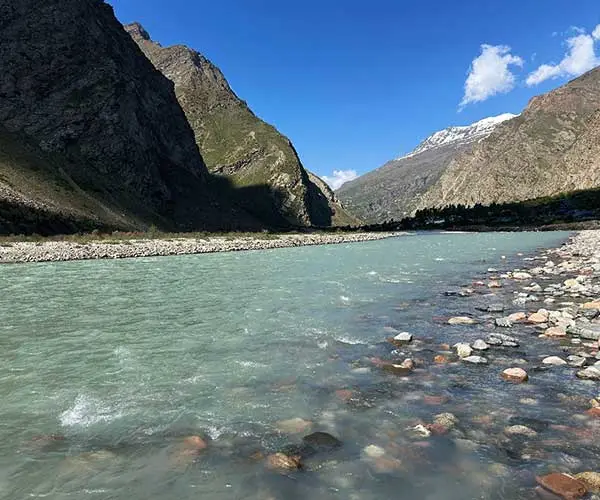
[126,23,355,227]
[0,0,261,235]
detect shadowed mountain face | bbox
[0,0,265,234]
[125,23,356,227]
[337,115,515,223]
[419,67,600,210]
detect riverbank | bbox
[0,231,405,263]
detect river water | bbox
[2,231,597,499]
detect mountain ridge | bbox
[337,113,516,222]
[125,22,357,227]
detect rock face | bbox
[336,114,516,222]
[126,23,356,228]
[0,0,264,234]
[418,67,600,210]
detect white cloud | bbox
[526,25,600,86]
[460,44,524,108]
[322,170,358,190]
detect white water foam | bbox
[334,335,368,345]
[60,394,123,428]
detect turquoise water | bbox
[1,231,595,499]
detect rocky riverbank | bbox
[0,232,404,264]
[346,229,600,499]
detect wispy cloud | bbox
[460,44,524,108]
[322,170,358,190]
[526,24,600,86]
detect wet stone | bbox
[502,367,528,383]
[576,367,600,380]
[461,355,488,364]
[472,339,489,351]
[495,317,513,328]
[536,473,588,499]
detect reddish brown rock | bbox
[266,453,302,472]
[535,473,587,499]
[501,367,529,383]
[508,312,527,322]
[434,355,449,364]
[544,327,567,338]
[422,395,449,405]
[335,389,353,401]
[585,407,600,418]
[426,423,448,435]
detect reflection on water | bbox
[1,231,597,499]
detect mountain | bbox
[125,23,355,227]
[0,0,266,235]
[336,114,516,223]
[418,67,600,210]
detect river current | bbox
[3,230,595,500]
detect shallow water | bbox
[1,231,597,499]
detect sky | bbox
[108,0,600,189]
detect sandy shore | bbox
[0,231,406,264]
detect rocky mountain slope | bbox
[125,23,355,227]
[419,67,600,210]
[0,0,266,235]
[337,114,516,223]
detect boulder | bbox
[536,473,587,499]
[501,368,528,383]
[302,432,342,454]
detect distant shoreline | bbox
[0,232,406,264]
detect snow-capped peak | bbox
[398,113,518,160]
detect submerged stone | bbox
[448,316,477,325]
[536,473,587,499]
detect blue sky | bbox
[108,0,599,188]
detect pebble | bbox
[454,343,473,358]
[393,332,413,342]
[472,339,489,351]
[448,317,477,325]
[495,317,513,328]
[513,272,533,280]
[576,472,600,493]
[461,355,488,364]
[542,356,567,366]
[504,425,537,438]
[0,232,404,264]
[577,367,600,380]
[362,445,386,459]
